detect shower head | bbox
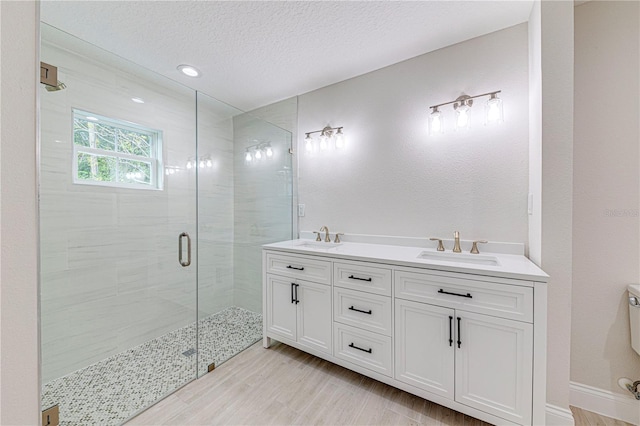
[45,81,66,92]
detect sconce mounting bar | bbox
[305,126,343,137]
[430,90,501,109]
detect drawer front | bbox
[334,287,392,336]
[265,252,331,285]
[334,323,393,377]
[334,262,392,296]
[395,270,533,323]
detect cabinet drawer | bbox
[265,252,331,285]
[334,262,392,296]
[334,287,392,336]
[334,323,393,377]
[395,270,533,323]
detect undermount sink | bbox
[417,251,500,266]
[296,241,342,250]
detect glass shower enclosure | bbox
[39,24,292,424]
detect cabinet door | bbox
[297,280,332,354]
[265,275,297,341]
[455,311,533,425]
[395,299,455,399]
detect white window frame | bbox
[72,109,163,190]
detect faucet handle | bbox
[430,237,445,251]
[313,231,322,242]
[470,240,488,254]
[334,233,344,243]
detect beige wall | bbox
[539,0,575,419]
[572,0,640,394]
[0,1,40,424]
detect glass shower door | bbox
[39,24,198,424]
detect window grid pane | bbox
[72,109,161,190]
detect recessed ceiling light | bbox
[86,116,98,121]
[131,97,145,104]
[177,64,200,78]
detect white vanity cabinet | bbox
[394,269,534,425]
[263,241,547,426]
[455,311,533,425]
[264,253,332,355]
[395,299,455,399]
[332,261,394,377]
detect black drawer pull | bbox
[449,315,453,347]
[348,306,372,315]
[287,265,304,271]
[438,289,472,298]
[348,343,372,354]
[457,317,462,348]
[348,275,372,282]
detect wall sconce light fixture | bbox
[429,91,503,135]
[244,141,274,163]
[304,125,345,153]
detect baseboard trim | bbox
[546,403,575,425]
[570,381,639,425]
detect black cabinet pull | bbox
[287,265,304,271]
[348,275,372,282]
[291,283,296,304]
[457,317,462,348]
[438,289,472,298]
[449,316,453,347]
[348,343,372,354]
[294,283,300,304]
[348,306,372,315]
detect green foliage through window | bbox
[72,110,161,189]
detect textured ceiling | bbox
[40,1,533,111]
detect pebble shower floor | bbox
[41,307,262,425]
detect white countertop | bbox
[263,239,549,283]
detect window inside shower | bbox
[72,109,163,190]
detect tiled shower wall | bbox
[196,95,241,319]
[232,101,295,313]
[40,32,201,383]
[40,27,295,384]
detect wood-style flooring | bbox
[570,406,634,426]
[127,341,633,426]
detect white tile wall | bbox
[196,93,238,317]
[232,106,295,313]
[40,28,295,384]
[40,35,199,383]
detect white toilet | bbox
[628,285,640,355]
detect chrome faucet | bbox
[319,226,331,242]
[453,231,462,253]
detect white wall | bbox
[572,0,640,401]
[0,1,40,424]
[297,24,530,245]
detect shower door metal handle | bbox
[178,232,191,267]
